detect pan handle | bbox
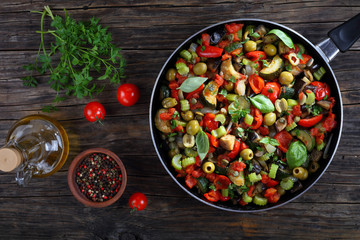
[316,13,360,62]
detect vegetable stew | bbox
[154,22,337,207]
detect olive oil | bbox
[0,115,69,186]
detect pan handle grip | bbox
[316,13,360,62]
[328,13,360,53]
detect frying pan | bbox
[149,14,360,212]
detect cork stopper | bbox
[0,148,23,172]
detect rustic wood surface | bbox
[0,0,360,239]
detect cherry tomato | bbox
[129,192,147,211]
[117,83,140,106]
[84,101,105,122]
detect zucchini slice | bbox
[202,80,219,107]
[259,55,284,80]
[279,86,295,99]
[291,129,315,151]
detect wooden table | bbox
[1,1,359,239]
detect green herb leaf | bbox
[249,94,275,113]
[22,6,126,106]
[267,29,294,49]
[177,76,208,93]
[228,76,237,83]
[196,130,209,160]
[219,89,228,97]
[42,105,59,113]
[312,105,323,116]
[249,32,260,39]
[296,51,303,60]
[286,141,307,169]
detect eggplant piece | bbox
[275,117,287,132]
[248,131,262,143]
[251,159,262,174]
[290,181,303,193]
[206,57,222,72]
[316,100,332,110]
[263,34,278,44]
[293,76,311,96]
[210,26,226,45]
[254,25,267,39]
[310,149,323,162]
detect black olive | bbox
[209,27,226,45]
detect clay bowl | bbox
[67,148,127,208]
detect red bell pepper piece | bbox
[219,195,231,202]
[298,114,323,128]
[261,174,279,187]
[205,132,219,148]
[245,51,267,62]
[264,188,281,203]
[185,174,197,189]
[310,81,331,101]
[261,82,280,104]
[227,140,241,159]
[247,185,255,197]
[204,190,221,202]
[186,83,204,100]
[218,39,231,49]
[190,100,204,110]
[214,74,224,87]
[240,141,249,151]
[196,45,223,58]
[172,125,184,133]
[299,54,312,65]
[203,113,219,132]
[205,173,216,182]
[274,130,293,153]
[202,33,210,46]
[213,175,231,190]
[159,108,176,121]
[248,74,265,94]
[292,104,302,116]
[191,168,204,178]
[225,23,244,34]
[258,126,269,136]
[231,161,246,172]
[247,107,263,130]
[322,113,337,132]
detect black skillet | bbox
[149,14,360,212]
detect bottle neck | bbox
[0,145,24,172]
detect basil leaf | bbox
[177,76,208,93]
[196,130,209,160]
[286,141,307,169]
[249,94,275,113]
[268,29,294,49]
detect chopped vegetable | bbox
[155,21,337,208]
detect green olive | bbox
[240,148,254,161]
[244,40,257,52]
[193,62,207,75]
[279,71,294,86]
[309,161,320,173]
[263,44,277,57]
[184,148,198,157]
[263,112,276,126]
[181,110,194,121]
[293,167,308,180]
[166,68,177,81]
[162,97,178,108]
[202,162,215,174]
[186,120,200,135]
[168,148,180,158]
[224,81,234,92]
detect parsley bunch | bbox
[22,6,126,106]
